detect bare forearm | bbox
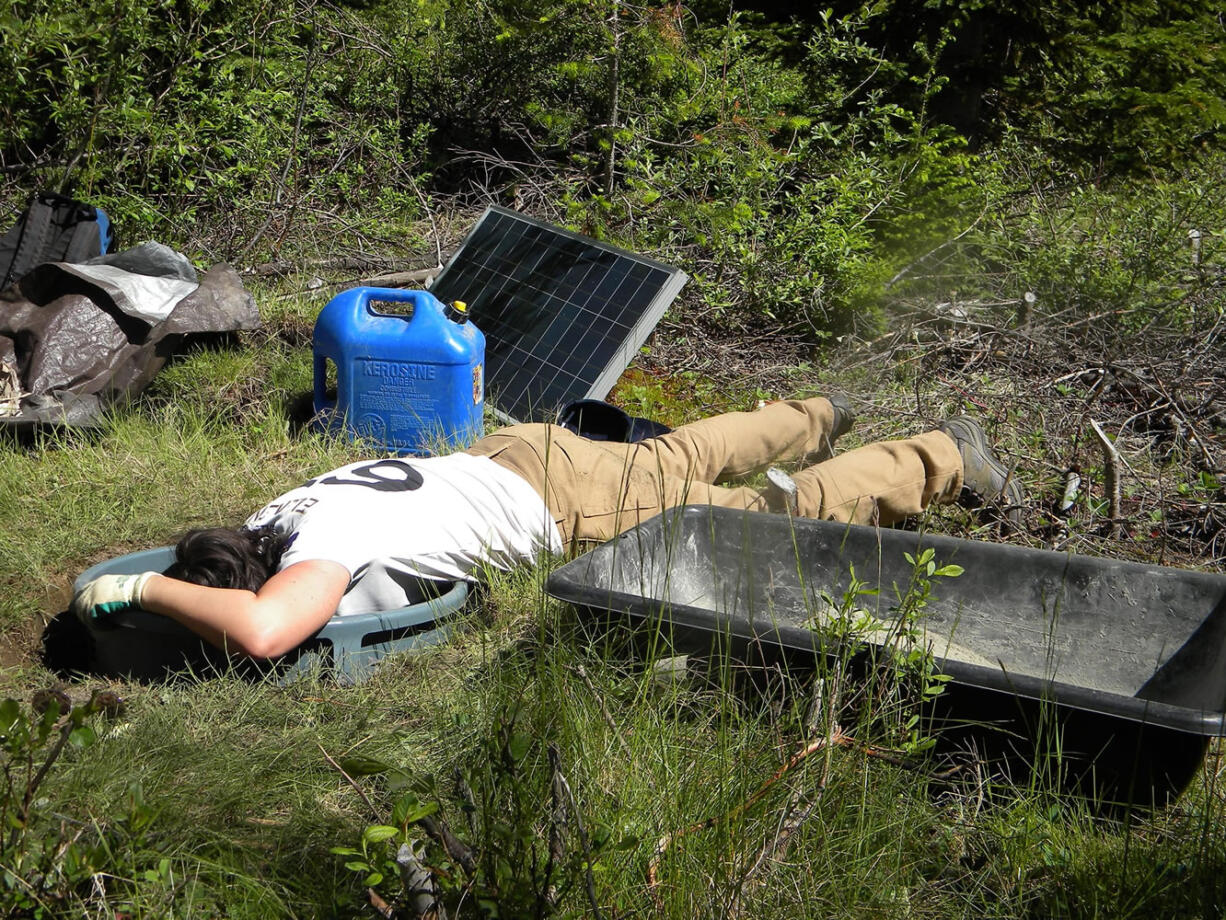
[138,560,349,659]
[140,575,270,656]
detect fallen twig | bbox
[1089,419,1123,538]
[647,725,859,907]
[266,267,438,302]
[725,786,824,920]
[739,693,834,898]
[246,255,425,277]
[318,743,380,819]
[565,663,637,768]
[357,269,439,289]
[547,744,603,920]
[645,719,962,907]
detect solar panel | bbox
[428,206,687,423]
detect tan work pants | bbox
[467,397,964,548]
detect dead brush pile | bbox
[642,300,1226,572]
[870,305,1224,569]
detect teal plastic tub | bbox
[74,547,469,684]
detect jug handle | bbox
[358,286,433,318]
[313,353,335,414]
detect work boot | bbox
[938,415,1024,523]
[804,393,857,464]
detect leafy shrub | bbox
[0,690,164,917]
[541,11,990,338]
[886,145,1226,330]
[794,0,1226,174]
[3,0,1219,338]
[0,0,433,256]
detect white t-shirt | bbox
[244,454,563,616]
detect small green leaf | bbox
[68,724,97,748]
[362,825,401,845]
[391,794,422,827]
[338,755,394,776]
[507,732,532,762]
[0,699,21,734]
[400,800,439,825]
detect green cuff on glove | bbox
[72,571,157,624]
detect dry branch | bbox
[358,269,438,288]
[317,743,380,819]
[547,744,603,920]
[1089,419,1123,537]
[566,664,637,769]
[647,725,862,908]
[265,266,439,302]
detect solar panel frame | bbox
[428,206,687,424]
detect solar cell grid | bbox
[429,206,687,423]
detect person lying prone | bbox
[72,398,1021,658]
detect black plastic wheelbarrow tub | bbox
[546,506,1226,805]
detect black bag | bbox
[557,399,672,442]
[0,191,115,290]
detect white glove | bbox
[72,572,157,624]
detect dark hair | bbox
[164,524,291,592]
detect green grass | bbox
[25,612,1225,917]
[1,294,1225,918]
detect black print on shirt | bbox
[262,496,319,517]
[311,459,424,492]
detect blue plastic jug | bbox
[313,287,485,454]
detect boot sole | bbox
[941,416,1024,512]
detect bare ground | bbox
[640,303,1226,573]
